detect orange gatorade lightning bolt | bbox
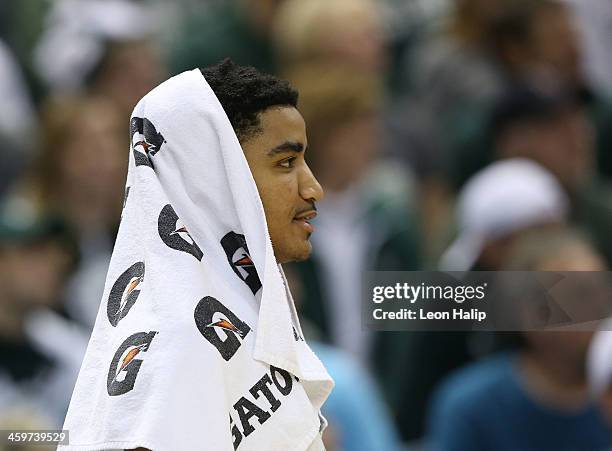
[114,275,144,319]
[117,344,148,374]
[207,319,246,338]
[234,255,253,267]
[126,276,143,295]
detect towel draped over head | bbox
[60,69,333,451]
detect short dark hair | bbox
[200,59,299,142]
[489,81,585,144]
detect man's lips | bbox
[294,210,317,221]
[293,210,317,233]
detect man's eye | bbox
[279,157,296,169]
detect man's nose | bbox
[299,165,324,202]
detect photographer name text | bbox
[372,307,487,322]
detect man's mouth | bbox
[293,210,317,234]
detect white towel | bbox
[60,69,334,451]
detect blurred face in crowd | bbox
[497,108,595,191]
[0,239,72,310]
[241,106,324,263]
[523,241,605,383]
[321,3,386,73]
[477,222,562,271]
[94,40,166,115]
[314,113,381,192]
[57,100,126,208]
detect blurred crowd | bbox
[2,0,612,450]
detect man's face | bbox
[241,106,323,264]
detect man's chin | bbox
[276,240,313,264]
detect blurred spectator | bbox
[0,200,86,428]
[34,0,167,117]
[387,0,522,264]
[449,0,612,186]
[427,228,611,451]
[273,0,387,76]
[289,64,421,357]
[390,0,512,179]
[490,84,594,192]
[393,159,568,442]
[391,0,612,197]
[486,84,612,265]
[273,0,431,100]
[87,38,167,120]
[169,0,284,75]
[285,64,421,441]
[440,158,568,271]
[24,95,127,328]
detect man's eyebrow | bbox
[267,141,305,156]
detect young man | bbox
[61,60,333,451]
[428,228,611,451]
[200,60,323,265]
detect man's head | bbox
[200,59,323,264]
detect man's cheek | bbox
[273,181,297,210]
